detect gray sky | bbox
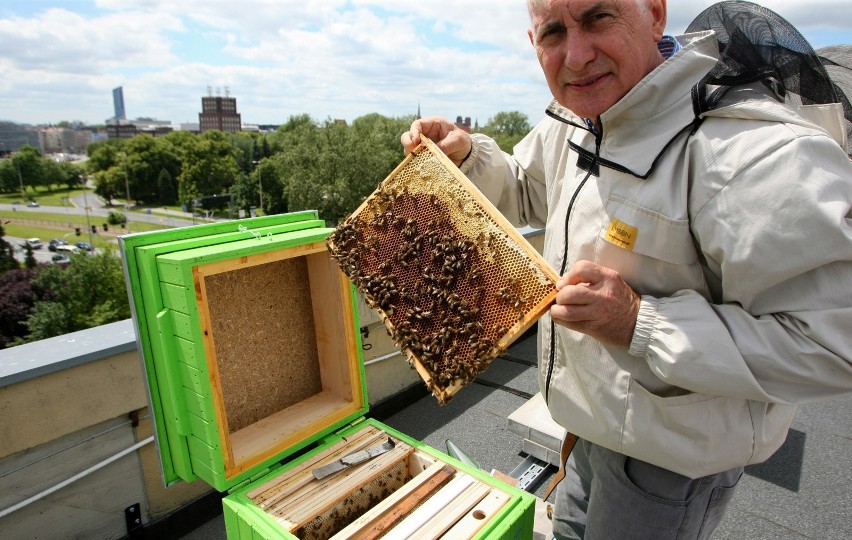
[1,1,851,127]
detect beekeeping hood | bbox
[687,1,852,156]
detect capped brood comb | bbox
[327,137,558,404]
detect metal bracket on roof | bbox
[125,503,143,537]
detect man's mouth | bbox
[568,74,607,88]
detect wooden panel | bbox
[441,488,511,538]
[160,281,190,314]
[307,251,360,401]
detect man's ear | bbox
[650,0,668,41]
[528,28,535,47]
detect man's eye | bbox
[586,13,613,28]
[538,27,565,46]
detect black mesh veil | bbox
[686,1,852,155]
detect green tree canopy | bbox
[0,159,19,193]
[121,135,181,205]
[479,111,532,151]
[11,146,44,198]
[178,131,239,207]
[27,251,130,340]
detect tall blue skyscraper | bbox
[112,87,126,121]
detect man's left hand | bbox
[551,260,640,347]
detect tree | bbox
[26,251,130,340]
[0,159,20,194]
[10,145,44,199]
[41,160,83,191]
[121,135,181,206]
[86,142,119,173]
[0,223,18,274]
[270,113,413,223]
[177,131,239,207]
[94,166,124,204]
[157,168,177,206]
[23,244,36,269]
[479,111,532,151]
[0,267,49,349]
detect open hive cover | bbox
[327,137,558,404]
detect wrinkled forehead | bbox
[527,0,641,21]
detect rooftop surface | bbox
[177,330,852,540]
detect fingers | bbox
[401,120,424,154]
[400,117,471,165]
[551,260,640,347]
[556,259,604,289]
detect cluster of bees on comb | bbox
[327,141,556,404]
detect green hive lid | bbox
[121,212,369,491]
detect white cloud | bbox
[0,1,849,126]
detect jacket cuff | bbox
[459,135,483,175]
[629,295,660,357]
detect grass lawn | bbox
[0,210,169,233]
[1,185,88,206]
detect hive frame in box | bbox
[328,137,558,404]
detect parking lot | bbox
[6,235,96,265]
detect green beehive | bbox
[121,211,534,540]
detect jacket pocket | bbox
[621,378,755,478]
[596,196,707,296]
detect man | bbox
[401,1,852,539]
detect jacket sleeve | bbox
[630,129,852,405]
[459,125,553,230]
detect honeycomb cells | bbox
[328,143,556,403]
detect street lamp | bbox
[61,196,70,227]
[119,152,131,232]
[80,175,94,247]
[252,160,263,214]
[15,159,25,201]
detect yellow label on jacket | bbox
[605,219,638,250]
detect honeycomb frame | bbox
[327,137,558,404]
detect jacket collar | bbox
[546,31,720,177]
[545,29,849,175]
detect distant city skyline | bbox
[2,1,852,127]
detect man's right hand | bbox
[401,116,472,166]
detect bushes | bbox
[107,211,127,225]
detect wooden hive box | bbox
[121,212,534,540]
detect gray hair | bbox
[527,0,650,19]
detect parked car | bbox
[48,238,69,251]
[26,201,39,207]
[22,238,43,250]
[75,242,94,252]
[55,244,80,255]
[51,253,71,265]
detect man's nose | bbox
[562,32,596,71]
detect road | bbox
[2,196,197,230]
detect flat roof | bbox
[0,319,137,388]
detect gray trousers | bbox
[552,439,742,540]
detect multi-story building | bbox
[454,116,473,132]
[0,122,39,155]
[199,91,242,133]
[38,127,93,154]
[105,121,139,140]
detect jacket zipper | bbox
[544,125,602,405]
